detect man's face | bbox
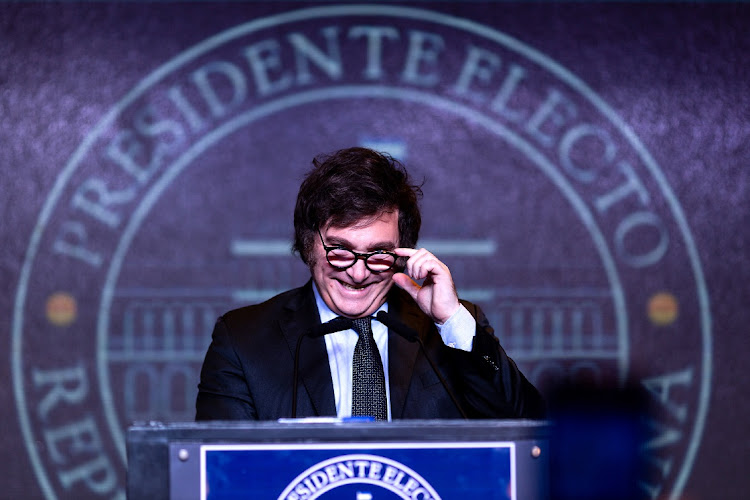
[311,211,400,318]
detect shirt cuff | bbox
[435,304,476,352]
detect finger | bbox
[398,247,427,271]
[395,247,427,279]
[406,250,442,281]
[391,272,421,299]
[394,247,418,258]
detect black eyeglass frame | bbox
[317,228,399,273]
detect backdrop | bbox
[1,2,747,499]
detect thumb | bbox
[392,272,421,299]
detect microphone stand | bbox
[376,311,468,420]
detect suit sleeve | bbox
[195,316,258,420]
[447,301,546,419]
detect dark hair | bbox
[293,147,423,265]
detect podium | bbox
[127,419,550,499]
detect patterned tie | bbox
[351,316,387,421]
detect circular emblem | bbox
[12,5,710,499]
[278,454,441,500]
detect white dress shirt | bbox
[312,283,476,420]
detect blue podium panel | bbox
[201,442,514,500]
[127,420,548,499]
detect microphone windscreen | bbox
[308,317,354,338]
[376,311,419,342]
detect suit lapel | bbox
[279,281,337,417]
[277,283,429,419]
[386,288,427,419]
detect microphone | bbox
[376,311,468,419]
[308,317,355,338]
[291,317,354,418]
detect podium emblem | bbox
[277,454,441,500]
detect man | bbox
[196,147,544,420]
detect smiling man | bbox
[196,147,544,421]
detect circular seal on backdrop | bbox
[12,5,710,499]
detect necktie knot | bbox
[351,317,373,338]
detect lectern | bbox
[127,420,549,499]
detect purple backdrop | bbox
[1,2,748,499]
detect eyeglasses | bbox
[317,229,398,273]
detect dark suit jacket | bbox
[196,280,545,420]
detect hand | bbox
[392,248,460,324]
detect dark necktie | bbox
[351,316,387,421]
